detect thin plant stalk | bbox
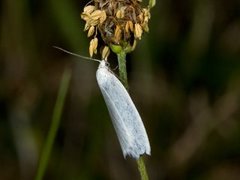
[117,51,149,180]
[35,68,71,180]
[137,157,149,180]
[117,51,128,89]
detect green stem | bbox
[137,157,149,180]
[35,68,71,180]
[117,51,128,89]
[117,51,149,180]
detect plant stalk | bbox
[117,51,128,89]
[137,157,149,180]
[117,51,149,180]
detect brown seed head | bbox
[81,0,151,57]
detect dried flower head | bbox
[81,0,152,58]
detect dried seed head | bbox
[89,37,98,57]
[102,46,110,60]
[81,0,152,56]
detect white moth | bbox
[53,47,151,159]
[96,60,150,159]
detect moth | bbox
[97,60,150,158]
[54,46,151,159]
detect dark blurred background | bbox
[1,0,240,179]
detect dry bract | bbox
[143,8,151,20]
[116,7,125,19]
[88,19,99,26]
[88,26,95,37]
[84,23,90,31]
[81,14,88,21]
[114,25,122,43]
[138,13,144,23]
[134,23,143,39]
[89,37,98,57]
[125,21,134,33]
[142,22,149,32]
[99,11,107,24]
[91,10,103,20]
[102,46,110,60]
[82,9,107,26]
[143,8,151,19]
[83,5,95,14]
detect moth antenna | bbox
[53,46,101,63]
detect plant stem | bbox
[117,51,128,89]
[35,68,71,180]
[117,51,149,180]
[137,157,149,180]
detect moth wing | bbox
[96,67,150,158]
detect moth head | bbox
[98,60,110,69]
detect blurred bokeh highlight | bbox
[1,0,240,179]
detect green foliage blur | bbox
[1,0,240,179]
